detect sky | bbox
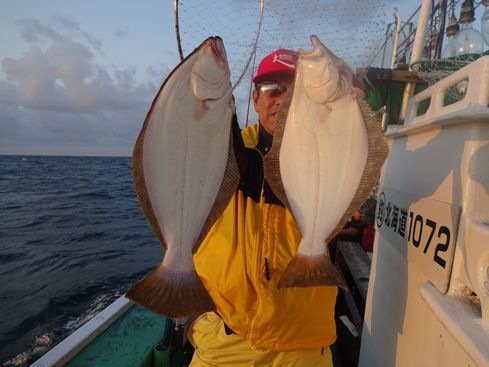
[0,0,443,156]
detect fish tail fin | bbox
[126,265,215,319]
[277,254,347,290]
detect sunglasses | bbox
[257,83,289,97]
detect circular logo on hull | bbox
[376,191,386,228]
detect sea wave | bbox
[3,286,126,367]
[0,252,26,263]
[68,191,116,200]
[0,155,159,366]
[3,333,54,367]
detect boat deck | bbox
[64,303,193,367]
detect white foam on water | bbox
[63,291,121,332]
[4,292,122,367]
[4,333,54,367]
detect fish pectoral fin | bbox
[277,253,347,290]
[319,104,332,121]
[194,101,209,120]
[125,265,216,319]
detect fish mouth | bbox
[298,35,324,60]
[298,35,337,91]
[208,37,228,69]
[299,35,338,64]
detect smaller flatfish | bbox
[126,37,239,319]
[264,35,389,289]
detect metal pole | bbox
[410,0,433,66]
[381,106,389,132]
[400,0,433,123]
[391,8,402,68]
[436,0,448,58]
[174,0,184,61]
[381,25,390,68]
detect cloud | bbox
[114,29,128,39]
[0,16,166,156]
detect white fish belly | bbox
[280,94,368,256]
[143,73,232,272]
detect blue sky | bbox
[0,1,179,156]
[0,2,179,83]
[0,0,473,156]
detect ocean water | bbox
[0,155,162,366]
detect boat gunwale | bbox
[30,296,133,367]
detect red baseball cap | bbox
[253,48,298,83]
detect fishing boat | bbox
[30,296,194,367]
[357,0,489,366]
[31,0,489,366]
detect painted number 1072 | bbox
[407,212,451,268]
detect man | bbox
[329,210,367,262]
[188,49,338,366]
[339,211,366,244]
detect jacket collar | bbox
[256,123,273,155]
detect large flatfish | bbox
[264,35,388,289]
[126,37,239,318]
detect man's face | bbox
[252,74,294,135]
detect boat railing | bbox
[368,0,489,128]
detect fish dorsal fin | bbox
[325,87,389,243]
[263,82,294,209]
[193,114,240,252]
